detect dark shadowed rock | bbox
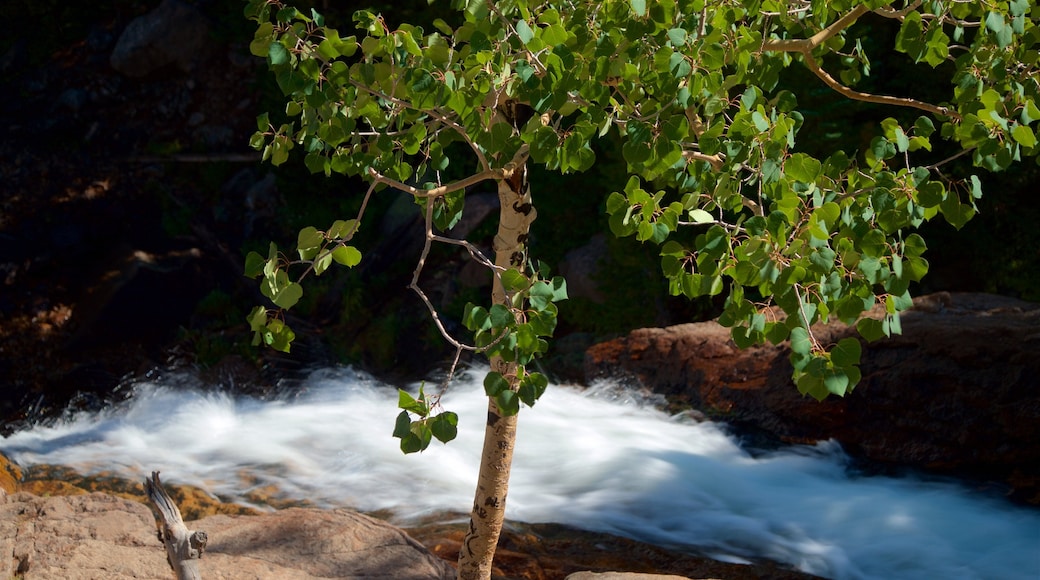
[0,492,454,579]
[559,234,610,303]
[110,0,214,77]
[585,292,1040,503]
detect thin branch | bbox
[400,153,527,366]
[926,146,975,170]
[802,52,958,119]
[487,1,548,77]
[368,144,529,199]
[761,4,960,120]
[349,79,491,171]
[874,0,923,20]
[792,284,821,351]
[368,166,500,199]
[408,191,479,355]
[432,234,500,271]
[683,149,725,171]
[763,4,870,53]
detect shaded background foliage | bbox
[0,0,1037,429]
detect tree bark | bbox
[145,471,207,580]
[457,143,535,579]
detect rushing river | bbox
[1,366,1037,579]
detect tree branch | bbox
[874,0,923,20]
[762,4,960,120]
[396,149,534,372]
[368,145,529,198]
[801,51,958,119]
[683,149,725,171]
[349,79,491,171]
[763,4,870,53]
[367,166,498,198]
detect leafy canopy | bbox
[244,0,1039,405]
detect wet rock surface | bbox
[585,292,1040,503]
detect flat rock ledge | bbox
[0,491,454,579]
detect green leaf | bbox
[985,12,1012,48]
[1022,100,1040,124]
[515,19,535,45]
[250,22,274,57]
[1012,124,1037,148]
[501,268,529,292]
[484,371,510,397]
[313,252,333,275]
[431,412,458,443]
[823,368,850,397]
[794,362,829,401]
[463,303,491,332]
[244,251,266,278]
[630,0,647,17]
[331,245,362,267]
[489,304,515,328]
[271,282,303,309]
[268,41,289,66]
[297,226,323,251]
[263,318,295,352]
[247,306,268,334]
[518,372,549,407]
[393,410,411,439]
[549,276,568,301]
[789,326,812,356]
[398,388,429,416]
[495,389,520,416]
[668,52,691,79]
[831,337,862,367]
[689,209,714,223]
[328,219,357,239]
[752,110,769,132]
[857,317,887,342]
[398,416,432,453]
[786,153,822,183]
[667,28,687,46]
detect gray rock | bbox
[110,0,214,77]
[0,492,455,579]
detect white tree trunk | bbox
[457,143,535,579]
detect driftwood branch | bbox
[145,471,206,580]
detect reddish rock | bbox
[407,520,818,580]
[584,292,1040,503]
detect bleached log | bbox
[145,471,206,580]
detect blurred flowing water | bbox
[2,366,1038,579]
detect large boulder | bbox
[584,292,1040,503]
[110,0,215,77]
[0,492,454,579]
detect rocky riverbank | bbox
[0,454,819,580]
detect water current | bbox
[2,366,1037,579]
